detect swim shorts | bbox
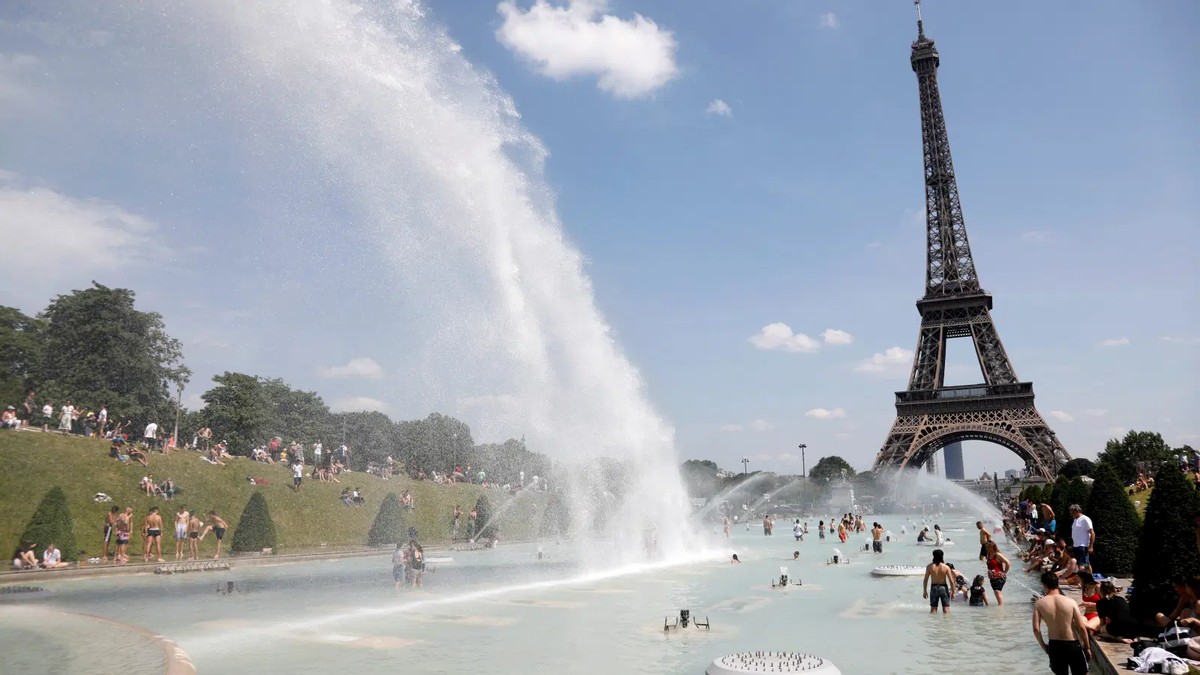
[147,528,161,537]
[213,527,226,541]
[175,524,187,539]
[989,576,1006,591]
[1046,639,1088,675]
[929,584,950,609]
[872,541,883,553]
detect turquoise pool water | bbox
[0,513,1048,674]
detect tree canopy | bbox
[1131,462,1200,619]
[38,284,189,426]
[1085,464,1140,576]
[1097,430,1174,485]
[809,456,855,484]
[1058,458,1095,479]
[0,306,44,405]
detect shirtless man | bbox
[142,507,164,562]
[187,512,204,560]
[174,507,190,560]
[1033,571,1091,674]
[977,521,992,561]
[115,507,133,564]
[922,549,954,614]
[871,522,884,553]
[102,505,119,561]
[201,511,229,559]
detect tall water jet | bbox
[23,0,697,563]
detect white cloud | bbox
[1083,409,1107,417]
[749,323,820,353]
[0,53,46,114]
[331,396,386,413]
[1048,410,1074,423]
[1098,337,1130,347]
[748,419,774,432]
[805,407,847,419]
[821,328,854,346]
[819,12,839,29]
[496,0,678,99]
[753,453,772,462]
[0,171,166,304]
[705,98,732,118]
[719,423,744,432]
[1161,336,1200,346]
[854,347,913,377]
[1020,230,1051,243]
[317,357,383,380]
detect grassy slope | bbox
[0,431,543,559]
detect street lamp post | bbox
[742,457,749,476]
[798,444,807,478]
[172,381,184,450]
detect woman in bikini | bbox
[984,540,1011,606]
[1078,572,1102,632]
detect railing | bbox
[896,382,1032,404]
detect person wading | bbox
[1033,571,1091,675]
[922,548,954,615]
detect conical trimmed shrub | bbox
[368,493,406,546]
[1131,462,1200,619]
[538,490,570,538]
[475,495,495,540]
[20,486,78,561]
[230,492,277,553]
[1086,464,1140,576]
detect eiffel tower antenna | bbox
[872,5,1069,480]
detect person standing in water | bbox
[977,520,992,561]
[871,522,884,553]
[984,540,1012,606]
[1033,571,1091,674]
[922,549,954,614]
[722,515,731,538]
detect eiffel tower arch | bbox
[872,5,1070,480]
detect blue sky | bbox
[0,0,1196,477]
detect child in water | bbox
[969,575,989,607]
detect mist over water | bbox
[27,1,696,561]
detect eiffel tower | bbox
[872,3,1070,480]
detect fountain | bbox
[25,0,700,565]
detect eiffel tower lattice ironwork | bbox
[872,3,1070,480]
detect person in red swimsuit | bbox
[1077,572,1101,632]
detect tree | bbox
[395,413,475,473]
[38,283,188,426]
[200,372,268,454]
[1048,475,1072,532]
[809,456,855,484]
[19,486,78,561]
[1131,462,1200,620]
[1085,464,1141,576]
[368,493,407,546]
[260,378,330,443]
[0,306,44,406]
[324,411,399,471]
[230,492,277,553]
[475,495,495,540]
[1059,458,1096,479]
[679,459,723,498]
[1097,430,1174,486]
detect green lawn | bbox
[0,431,544,560]
[1129,487,1151,518]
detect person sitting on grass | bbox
[139,474,161,496]
[341,488,356,506]
[127,445,149,467]
[1,405,19,429]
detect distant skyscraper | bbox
[944,442,965,480]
